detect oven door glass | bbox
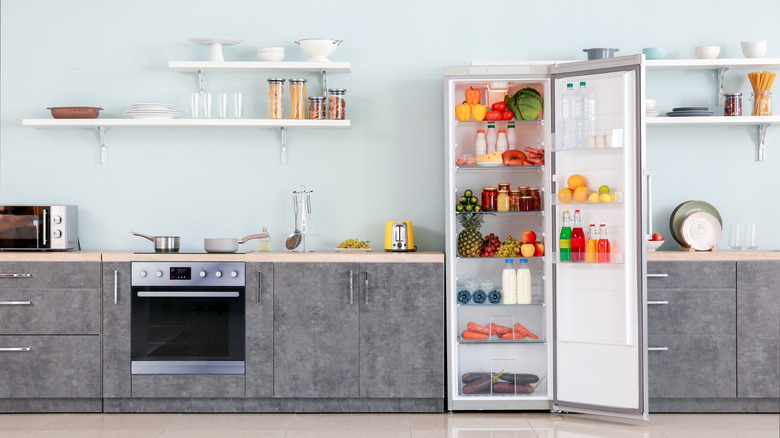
[131,286,245,374]
[0,206,48,249]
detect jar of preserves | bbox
[328,88,347,120]
[724,93,742,116]
[481,187,498,212]
[509,189,522,211]
[289,79,307,119]
[497,190,510,212]
[497,183,510,191]
[267,78,285,119]
[518,186,531,197]
[520,196,534,212]
[529,187,541,211]
[308,96,326,120]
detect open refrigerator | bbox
[444,55,650,420]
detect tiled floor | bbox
[0,412,777,437]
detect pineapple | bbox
[457,213,484,257]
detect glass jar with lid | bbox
[724,93,742,116]
[509,190,522,211]
[289,79,307,119]
[308,96,326,120]
[497,190,510,212]
[267,78,285,119]
[481,187,498,212]
[328,88,347,120]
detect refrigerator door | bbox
[549,55,649,420]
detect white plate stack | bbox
[123,103,181,119]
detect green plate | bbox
[669,200,723,247]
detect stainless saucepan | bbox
[204,233,269,253]
[131,231,180,252]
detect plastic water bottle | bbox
[501,259,517,304]
[560,83,575,149]
[516,259,532,304]
[575,81,592,148]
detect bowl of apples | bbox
[647,233,664,251]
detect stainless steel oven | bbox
[130,261,245,375]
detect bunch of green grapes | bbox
[337,238,371,249]
[494,236,521,257]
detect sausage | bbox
[506,158,526,166]
[524,146,543,155]
[501,149,527,165]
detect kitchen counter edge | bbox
[647,250,780,261]
[0,251,443,263]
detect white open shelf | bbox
[645,58,780,70]
[21,119,351,128]
[168,61,351,73]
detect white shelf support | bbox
[197,69,206,93]
[321,69,328,98]
[280,126,288,165]
[717,67,729,106]
[758,123,769,162]
[96,126,108,164]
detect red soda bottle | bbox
[570,210,585,262]
[598,223,611,263]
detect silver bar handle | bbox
[648,347,668,351]
[648,300,669,305]
[137,291,239,298]
[364,271,370,304]
[349,270,354,305]
[647,273,668,278]
[0,273,31,278]
[42,209,47,246]
[113,270,119,304]
[645,169,652,238]
[257,270,263,304]
[0,300,32,305]
[0,347,31,352]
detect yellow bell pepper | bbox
[471,103,487,121]
[455,101,471,121]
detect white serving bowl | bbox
[741,40,767,48]
[257,52,284,62]
[742,46,767,58]
[646,99,657,111]
[258,47,284,53]
[646,240,663,251]
[695,45,720,59]
[646,110,660,117]
[295,38,342,62]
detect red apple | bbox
[533,241,545,257]
[651,233,664,241]
[522,230,537,244]
[520,243,535,257]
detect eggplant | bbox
[491,382,516,393]
[461,376,491,394]
[461,372,490,384]
[497,373,540,385]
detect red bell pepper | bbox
[485,111,502,121]
[491,101,507,112]
[501,110,514,120]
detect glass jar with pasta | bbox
[327,88,346,120]
[289,79,307,119]
[308,96,326,120]
[267,78,285,119]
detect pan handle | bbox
[240,233,270,244]
[130,231,155,242]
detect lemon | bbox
[599,193,615,203]
[598,185,610,194]
[588,192,601,203]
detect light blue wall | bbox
[2,0,778,251]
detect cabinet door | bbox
[737,261,780,398]
[245,262,274,397]
[102,262,132,398]
[358,262,445,398]
[273,262,359,397]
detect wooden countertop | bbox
[647,250,780,261]
[1,251,444,263]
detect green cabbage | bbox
[504,87,543,120]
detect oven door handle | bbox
[136,291,240,298]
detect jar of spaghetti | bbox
[724,93,742,116]
[289,79,307,119]
[497,183,510,191]
[497,190,510,212]
[308,97,326,120]
[509,189,522,211]
[751,91,772,116]
[328,88,347,120]
[529,187,541,211]
[520,196,534,212]
[481,187,498,212]
[267,78,285,119]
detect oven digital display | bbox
[170,267,191,280]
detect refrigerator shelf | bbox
[456,256,545,262]
[457,302,545,307]
[458,338,546,344]
[455,119,544,126]
[454,211,543,217]
[552,251,625,264]
[455,165,544,172]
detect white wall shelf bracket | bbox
[758,123,769,162]
[96,126,108,164]
[321,69,328,97]
[197,69,206,93]
[717,67,729,106]
[280,126,288,165]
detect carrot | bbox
[487,323,512,335]
[467,322,490,335]
[461,330,489,340]
[498,330,527,340]
[514,323,539,340]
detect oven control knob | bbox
[155,271,163,277]
[215,270,222,278]
[231,271,238,278]
[139,270,147,277]
[53,215,63,224]
[200,270,207,278]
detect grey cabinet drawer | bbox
[0,335,100,398]
[647,261,735,289]
[647,288,735,335]
[0,262,101,289]
[648,334,736,398]
[0,289,100,334]
[132,375,245,398]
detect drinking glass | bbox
[745,224,758,250]
[218,93,228,119]
[200,92,213,119]
[190,93,201,119]
[728,224,742,250]
[232,93,243,119]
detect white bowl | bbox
[646,99,657,111]
[646,110,660,117]
[743,46,767,58]
[257,52,284,62]
[695,45,720,59]
[258,47,284,53]
[646,240,663,251]
[741,40,767,48]
[295,38,342,62]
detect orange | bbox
[573,186,589,203]
[557,188,573,203]
[567,174,586,191]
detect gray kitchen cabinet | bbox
[102,262,132,399]
[736,261,780,398]
[273,262,360,398]
[245,262,274,398]
[358,262,444,398]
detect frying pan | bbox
[204,233,269,253]
[131,231,180,252]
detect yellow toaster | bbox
[384,221,416,252]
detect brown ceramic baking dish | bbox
[47,106,103,119]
